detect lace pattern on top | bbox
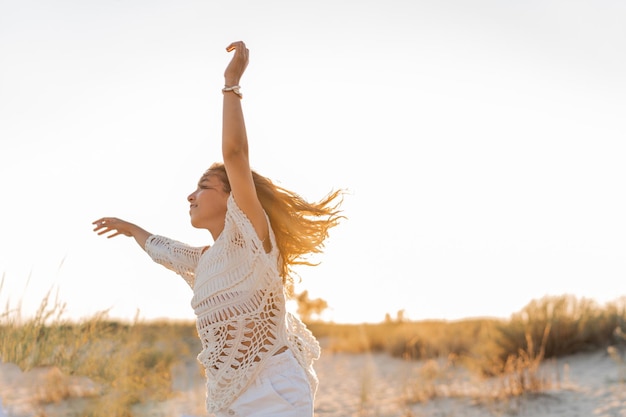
[144,194,320,413]
[143,236,203,288]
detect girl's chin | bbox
[190,219,208,230]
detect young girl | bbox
[93,41,343,417]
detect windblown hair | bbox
[202,162,344,294]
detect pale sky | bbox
[1,0,625,324]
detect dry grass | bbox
[2,280,625,416]
[308,294,626,410]
[0,281,198,417]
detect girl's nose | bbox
[187,192,195,202]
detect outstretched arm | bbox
[92,217,151,250]
[221,41,270,250]
[93,218,202,287]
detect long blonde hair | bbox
[203,163,344,293]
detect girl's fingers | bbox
[93,217,127,238]
[226,41,246,53]
[93,218,111,227]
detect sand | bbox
[314,350,626,417]
[1,348,625,417]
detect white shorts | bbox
[215,350,314,417]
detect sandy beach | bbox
[1,345,625,417]
[313,350,626,417]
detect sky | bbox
[1,0,625,324]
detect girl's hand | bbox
[92,217,136,238]
[224,41,249,86]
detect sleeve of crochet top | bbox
[144,235,204,288]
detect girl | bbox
[93,41,343,417]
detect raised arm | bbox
[221,41,270,250]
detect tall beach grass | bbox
[0,278,199,417]
[2,275,625,416]
[308,294,626,409]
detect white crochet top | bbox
[144,194,320,413]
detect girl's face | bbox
[187,174,229,231]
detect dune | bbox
[1,348,624,417]
[314,349,626,417]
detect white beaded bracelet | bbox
[222,85,242,98]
